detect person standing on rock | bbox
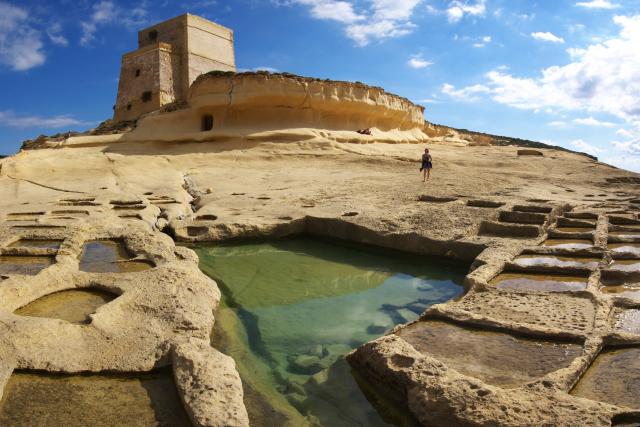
[420,148,433,182]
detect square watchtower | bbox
[113,14,235,122]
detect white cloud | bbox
[442,15,640,125]
[617,128,634,138]
[611,137,640,158]
[531,31,565,43]
[517,13,535,21]
[346,20,416,46]
[473,35,491,47]
[285,0,421,46]
[548,121,567,127]
[81,1,117,46]
[407,54,432,68]
[576,0,619,9]
[569,23,586,32]
[254,66,278,72]
[446,0,486,23]
[295,0,363,23]
[441,82,491,101]
[372,0,421,21]
[584,118,617,128]
[0,110,88,128]
[47,22,68,47]
[573,116,616,127]
[80,1,147,46]
[425,4,441,15]
[571,138,603,155]
[0,2,45,71]
[238,66,279,72]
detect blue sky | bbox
[1,0,640,171]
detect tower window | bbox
[126,103,132,110]
[149,29,158,41]
[135,69,140,77]
[141,91,152,102]
[201,114,214,131]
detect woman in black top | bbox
[420,148,433,182]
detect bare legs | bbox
[422,168,431,182]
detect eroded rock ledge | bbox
[124,71,427,144]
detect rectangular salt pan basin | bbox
[397,320,582,388]
[513,255,600,269]
[610,231,640,238]
[0,256,54,275]
[609,243,640,256]
[541,239,593,249]
[572,347,640,409]
[0,369,191,426]
[8,239,63,250]
[490,272,588,292]
[554,227,595,233]
[600,283,640,300]
[607,259,640,273]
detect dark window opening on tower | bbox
[141,91,152,102]
[126,103,132,110]
[149,30,158,41]
[135,69,141,77]
[201,114,214,131]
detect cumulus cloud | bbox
[294,0,364,23]
[47,22,68,47]
[441,83,491,101]
[0,110,88,128]
[80,1,147,46]
[0,2,45,71]
[617,128,634,138]
[548,120,567,127]
[446,0,486,23]
[531,31,565,43]
[442,15,640,124]
[571,138,603,155]
[573,116,616,127]
[407,54,432,68]
[283,0,422,46]
[611,138,640,157]
[576,0,619,9]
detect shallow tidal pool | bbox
[194,238,466,427]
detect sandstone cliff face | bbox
[127,72,427,142]
[190,72,425,131]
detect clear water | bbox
[194,238,466,427]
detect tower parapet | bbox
[114,14,235,122]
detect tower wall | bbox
[113,43,180,122]
[114,14,235,123]
[185,14,236,91]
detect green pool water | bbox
[194,238,466,427]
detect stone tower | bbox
[113,14,235,122]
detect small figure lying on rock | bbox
[356,128,372,135]
[420,148,433,182]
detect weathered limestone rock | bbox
[2,121,640,425]
[173,338,249,427]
